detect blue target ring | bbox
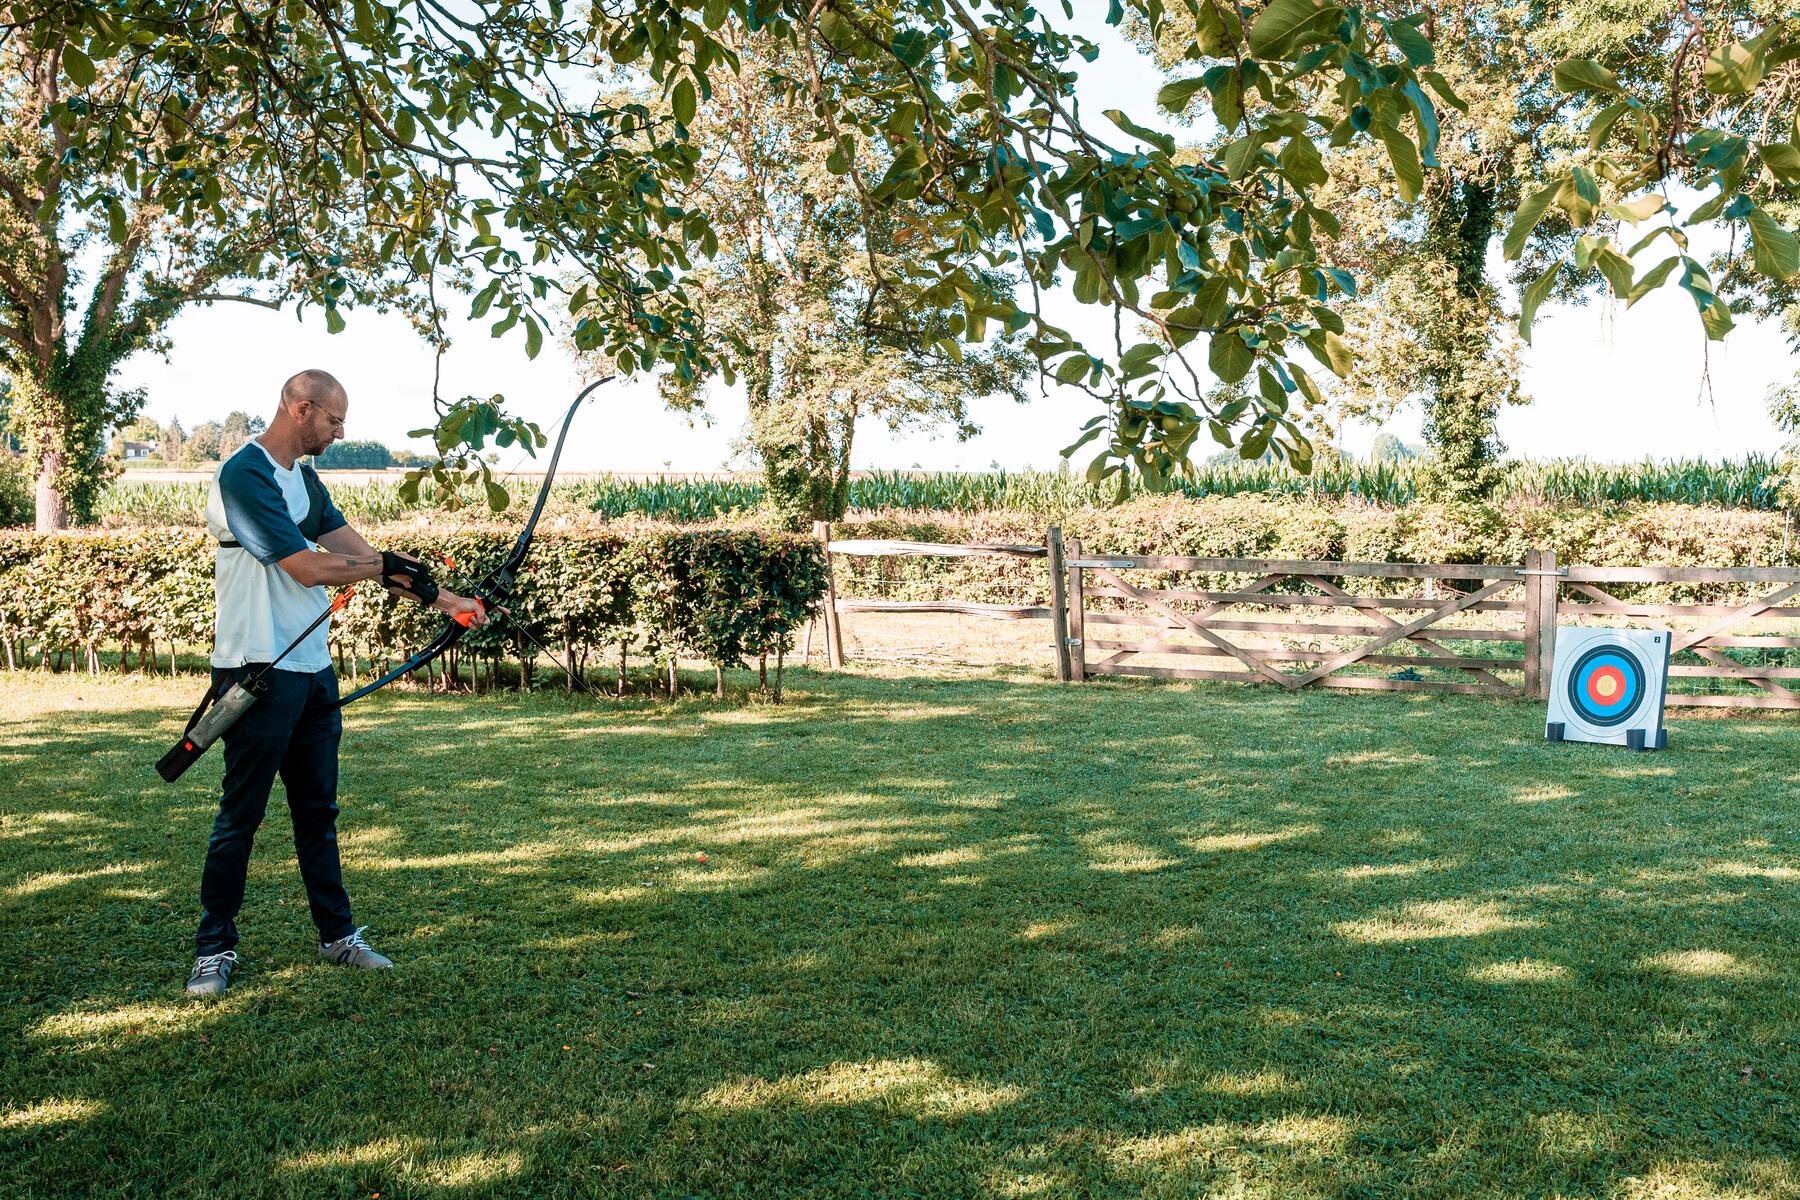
[1566,644,1647,727]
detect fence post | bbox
[814,519,845,669]
[1523,549,1541,700]
[1538,549,1559,698]
[1047,526,1072,682]
[1067,536,1087,683]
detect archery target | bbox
[1546,627,1670,749]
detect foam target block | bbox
[1545,627,1671,750]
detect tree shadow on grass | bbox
[3,669,1799,1197]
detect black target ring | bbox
[1565,643,1648,728]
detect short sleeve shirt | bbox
[205,441,348,672]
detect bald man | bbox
[185,370,488,998]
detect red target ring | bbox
[1584,665,1627,707]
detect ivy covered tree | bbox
[5,0,1468,530]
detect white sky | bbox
[116,16,1794,471]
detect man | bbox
[185,369,489,998]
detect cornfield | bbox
[94,456,1791,526]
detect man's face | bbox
[298,391,348,457]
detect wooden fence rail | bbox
[819,528,1800,709]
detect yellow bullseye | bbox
[1594,674,1619,699]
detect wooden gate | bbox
[1062,548,1545,698]
[1557,565,1800,709]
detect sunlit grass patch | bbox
[1333,899,1536,943]
[1470,958,1572,985]
[690,1058,1025,1118]
[0,1097,106,1130]
[1638,949,1768,979]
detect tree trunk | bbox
[34,451,71,532]
[715,663,726,700]
[774,643,784,705]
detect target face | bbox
[1565,644,1647,727]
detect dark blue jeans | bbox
[195,665,354,955]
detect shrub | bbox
[0,523,826,693]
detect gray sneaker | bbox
[319,926,393,969]
[185,950,238,998]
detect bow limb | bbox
[332,378,613,711]
[332,617,471,709]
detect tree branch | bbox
[191,292,284,310]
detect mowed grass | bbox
[3,667,1799,1199]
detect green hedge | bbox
[829,496,1799,607]
[0,523,827,694]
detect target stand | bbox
[1545,627,1671,751]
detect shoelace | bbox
[325,926,373,963]
[191,950,237,979]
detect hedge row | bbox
[0,523,827,694]
[829,496,1800,606]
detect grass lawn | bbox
[3,666,1798,1199]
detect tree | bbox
[183,420,221,462]
[217,409,264,459]
[1134,5,1559,500]
[7,1,1463,530]
[618,32,1031,528]
[1507,9,1800,374]
[1368,431,1417,462]
[1140,6,1800,501]
[314,440,393,469]
[155,417,183,463]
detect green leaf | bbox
[1592,245,1634,299]
[524,315,544,359]
[1208,330,1253,384]
[1156,76,1208,114]
[1552,58,1623,96]
[1209,71,1244,133]
[1054,354,1091,385]
[1703,38,1766,95]
[1554,170,1597,227]
[1610,193,1667,224]
[485,479,509,511]
[61,45,96,89]
[1102,109,1175,156]
[1518,264,1561,344]
[1747,207,1800,282]
[1318,330,1354,378]
[1625,255,1679,306]
[1761,141,1800,185]
[1222,132,1268,179]
[672,77,697,125]
[890,28,930,67]
[1698,297,1735,340]
[324,307,347,335]
[1385,18,1433,67]
[1279,134,1327,187]
[1586,100,1633,152]
[1421,70,1468,114]
[1247,0,1334,60]
[1378,126,1422,204]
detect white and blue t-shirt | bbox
[206,441,348,673]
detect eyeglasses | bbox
[319,410,347,432]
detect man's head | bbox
[276,370,348,457]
